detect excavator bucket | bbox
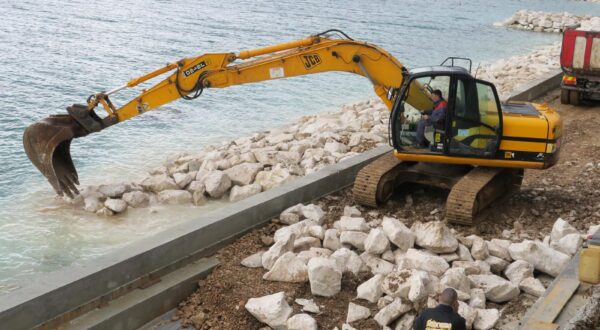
[23,114,88,198]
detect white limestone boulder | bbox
[550,218,579,244]
[173,172,195,188]
[229,184,262,202]
[104,198,127,213]
[307,257,342,297]
[504,260,534,285]
[339,216,369,232]
[382,217,415,251]
[122,191,150,208]
[140,174,179,192]
[224,162,263,186]
[382,269,412,299]
[157,190,192,204]
[98,184,127,198]
[411,221,458,253]
[457,301,477,330]
[301,204,325,224]
[254,167,292,190]
[487,239,511,261]
[441,267,471,296]
[374,298,411,326]
[365,228,390,254]
[323,229,341,250]
[286,313,317,330]
[262,232,295,270]
[245,292,292,330]
[357,274,385,303]
[346,302,371,323]
[470,236,490,261]
[469,288,486,309]
[473,308,499,330]
[401,248,449,277]
[555,233,582,256]
[203,170,232,198]
[343,205,362,217]
[241,251,264,268]
[263,252,308,282]
[508,240,570,276]
[519,277,545,297]
[331,248,367,275]
[340,231,368,251]
[468,274,519,303]
[295,298,320,314]
[360,252,395,275]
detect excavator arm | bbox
[23,30,431,197]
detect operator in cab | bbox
[413,288,466,330]
[415,89,448,148]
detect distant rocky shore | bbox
[496,10,600,32]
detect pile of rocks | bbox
[495,10,589,33]
[65,99,390,216]
[240,204,592,329]
[476,43,561,100]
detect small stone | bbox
[357,274,385,303]
[339,216,369,232]
[340,231,368,251]
[474,308,500,330]
[245,292,293,329]
[295,298,320,314]
[504,260,534,285]
[122,191,150,208]
[301,204,325,224]
[519,277,546,297]
[263,252,308,282]
[346,302,371,323]
[157,190,192,204]
[374,298,411,326]
[343,205,362,217]
[382,217,415,251]
[104,198,128,213]
[241,251,264,268]
[412,221,458,253]
[469,288,486,309]
[468,274,519,303]
[229,183,262,202]
[286,313,317,330]
[364,228,390,254]
[323,229,341,250]
[262,232,295,270]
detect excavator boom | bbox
[24,30,431,197]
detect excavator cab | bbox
[391,66,503,159]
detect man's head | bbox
[431,89,443,102]
[438,288,459,311]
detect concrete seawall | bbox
[0,69,565,330]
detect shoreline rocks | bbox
[496,10,600,33]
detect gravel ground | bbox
[175,89,600,329]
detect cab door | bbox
[448,78,502,157]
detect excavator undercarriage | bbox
[352,153,524,225]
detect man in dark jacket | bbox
[415,89,448,148]
[413,288,466,330]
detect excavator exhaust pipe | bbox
[22,104,108,198]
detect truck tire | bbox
[570,90,581,106]
[561,89,570,104]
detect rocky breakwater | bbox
[476,43,560,100]
[63,99,390,216]
[496,10,600,32]
[237,204,593,330]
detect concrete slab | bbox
[65,258,218,330]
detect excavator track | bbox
[353,152,404,207]
[446,167,523,226]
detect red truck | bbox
[561,29,600,105]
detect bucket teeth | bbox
[23,114,88,198]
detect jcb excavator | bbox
[23,30,562,225]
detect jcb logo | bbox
[301,54,322,70]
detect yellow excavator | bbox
[23,30,562,225]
